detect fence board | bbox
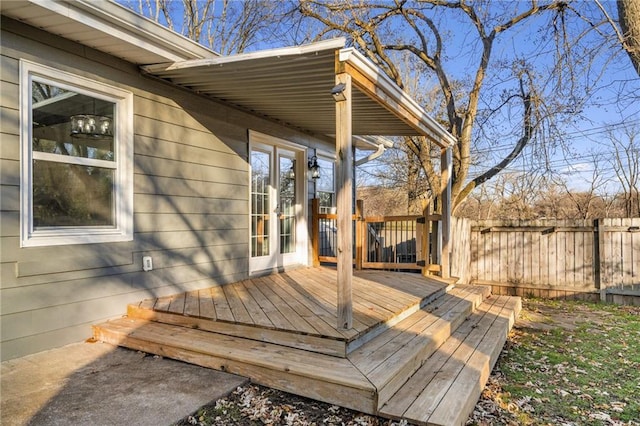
[459,218,639,295]
[622,221,632,287]
[631,218,640,285]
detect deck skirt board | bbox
[94,268,521,426]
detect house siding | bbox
[0,17,329,360]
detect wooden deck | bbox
[94,267,521,426]
[127,267,448,357]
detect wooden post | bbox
[355,199,364,270]
[440,146,452,279]
[335,72,353,330]
[312,198,320,267]
[422,204,431,277]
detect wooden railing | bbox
[312,199,444,275]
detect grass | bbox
[475,299,640,425]
[176,297,640,426]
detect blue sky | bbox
[117,0,639,194]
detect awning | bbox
[142,38,455,148]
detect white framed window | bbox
[20,60,133,247]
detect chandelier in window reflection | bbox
[70,114,112,139]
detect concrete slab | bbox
[1,340,248,426]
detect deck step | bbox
[92,318,377,415]
[93,281,520,426]
[378,295,522,426]
[350,284,491,410]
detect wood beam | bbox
[341,62,446,147]
[335,72,353,330]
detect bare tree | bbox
[124,0,284,54]
[597,0,640,75]
[297,1,627,212]
[618,0,640,75]
[549,152,613,219]
[608,123,640,216]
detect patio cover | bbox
[143,38,456,329]
[142,38,455,148]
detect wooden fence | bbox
[451,218,640,303]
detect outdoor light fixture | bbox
[308,155,320,180]
[70,114,112,139]
[331,83,347,102]
[287,165,296,179]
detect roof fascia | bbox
[142,37,347,74]
[28,0,216,62]
[338,47,456,148]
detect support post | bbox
[335,72,353,329]
[355,199,364,270]
[312,198,320,268]
[440,146,452,279]
[422,203,431,277]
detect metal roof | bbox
[0,0,216,64]
[143,39,455,147]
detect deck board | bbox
[94,317,377,414]
[183,290,200,317]
[278,270,371,333]
[210,285,234,322]
[167,292,186,314]
[234,281,273,328]
[223,284,254,324]
[379,296,503,418]
[403,296,509,421]
[198,288,216,320]
[425,296,520,426]
[286,269,379,330]
[136,267,447,344]
[267,273,351,339]
[244,278,297,330]
[264,273,341,337]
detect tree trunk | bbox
[618,0,640,75]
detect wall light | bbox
[308,155,320,180]
[331,83,346,102]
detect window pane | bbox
[317,158,334,192]
[32,81,115,161]
[33,160,114,227]
[279,156,296,254]
[251,150,270,257]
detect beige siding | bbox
[0,17,328,360]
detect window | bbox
[316,157,335,214]
[20,60,133,247]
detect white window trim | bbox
[20,60,134,247]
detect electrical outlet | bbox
[142,256,153,272]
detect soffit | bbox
[0,0,216,64]
[143,39,453,146]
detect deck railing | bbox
[312,199,444,274]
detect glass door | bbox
[250,140,305,273]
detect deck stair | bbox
[93,274,520,426]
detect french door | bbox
[249,134,306,273]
